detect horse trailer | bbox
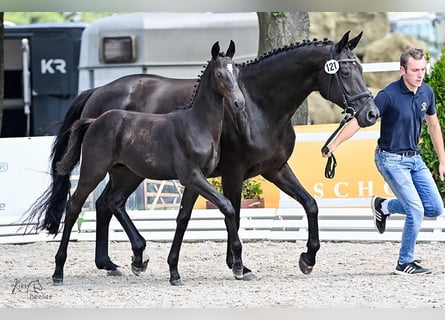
[2,13,259,138]
[78,12,259,91]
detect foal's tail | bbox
[22,90,94,235]
[56,119,94,176]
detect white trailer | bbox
[78,12,259,91]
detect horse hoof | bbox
[243,271,256,281]
[130,256,149,275]
[107,268,124,276]
[169,278,183,286]
[52,277,63,286]
[299,253,314,275]
[233,267,244,280]
[131,264,142,276]
[140,258,149,273]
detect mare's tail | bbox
[51,89,95,171]
[22,89,94,235]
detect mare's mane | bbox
[186,39,335,107]
[238,38,334,68]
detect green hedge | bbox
[420,48,445,199]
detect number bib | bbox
[324,59,340,74]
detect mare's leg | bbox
[262,162,319,274]
[94,166,147,275]
[220,175,255,279]
[167,188,198,285]
[94,181,119,272]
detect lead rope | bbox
[321,111,354,179]
[321,45,373,178]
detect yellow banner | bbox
[196,122,393,209]
[281,121,393,208]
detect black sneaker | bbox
[371,196,387,234]
[394,260,432,275]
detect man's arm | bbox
[322,117,361,157]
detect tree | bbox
[257,12,310,125]
[420,48,445,200]
[0,12,4,135]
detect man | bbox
[324,48,445,275]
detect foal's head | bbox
[206,40,245,112]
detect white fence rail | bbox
[78,207,445,243]
[362,62,399,73]
[3,207,445,244]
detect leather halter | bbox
[321,45,373,179]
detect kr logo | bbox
[41,59,67,74]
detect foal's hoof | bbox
[169,278,183,286]
[107,268,124,276]
[130,256,149,276]
[242,266,255,281]
[232,266,244,280]
[131,264,143,276]
[131,258,149,276]
[299,253,314,275]
[243,271,255,281]
[52,276,63,286]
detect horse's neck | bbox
[241,45,326,118]
[189,76,225,124]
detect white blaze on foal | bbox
[227,63,233,74]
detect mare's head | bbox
[318,31,379,127]
[206,40,245,112]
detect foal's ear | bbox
[335,31,351,54]
[347,31,363,51]
[211,41,220,60]
[226,40,236,58]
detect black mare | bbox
[42,41,246,285]
[27,31,379,285]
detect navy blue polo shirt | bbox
[375,77,436,153]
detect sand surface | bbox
[1,240,444,308]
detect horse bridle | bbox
[321,45,373,179]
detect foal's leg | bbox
[52,177,104,285]
[52,196,79,285]
[181,171,244,280]
[167,188,198,285]
[262,163,320,274]
[95,166,147,275]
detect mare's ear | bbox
[226,40,236,58]
[211,41,220,60]
[347,31,363,51]
[334,31,351,54]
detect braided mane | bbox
[238,37,333,68]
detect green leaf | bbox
[420,48,445,199]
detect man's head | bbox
[400,48,427,92]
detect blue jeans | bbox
[374,150,443,263]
